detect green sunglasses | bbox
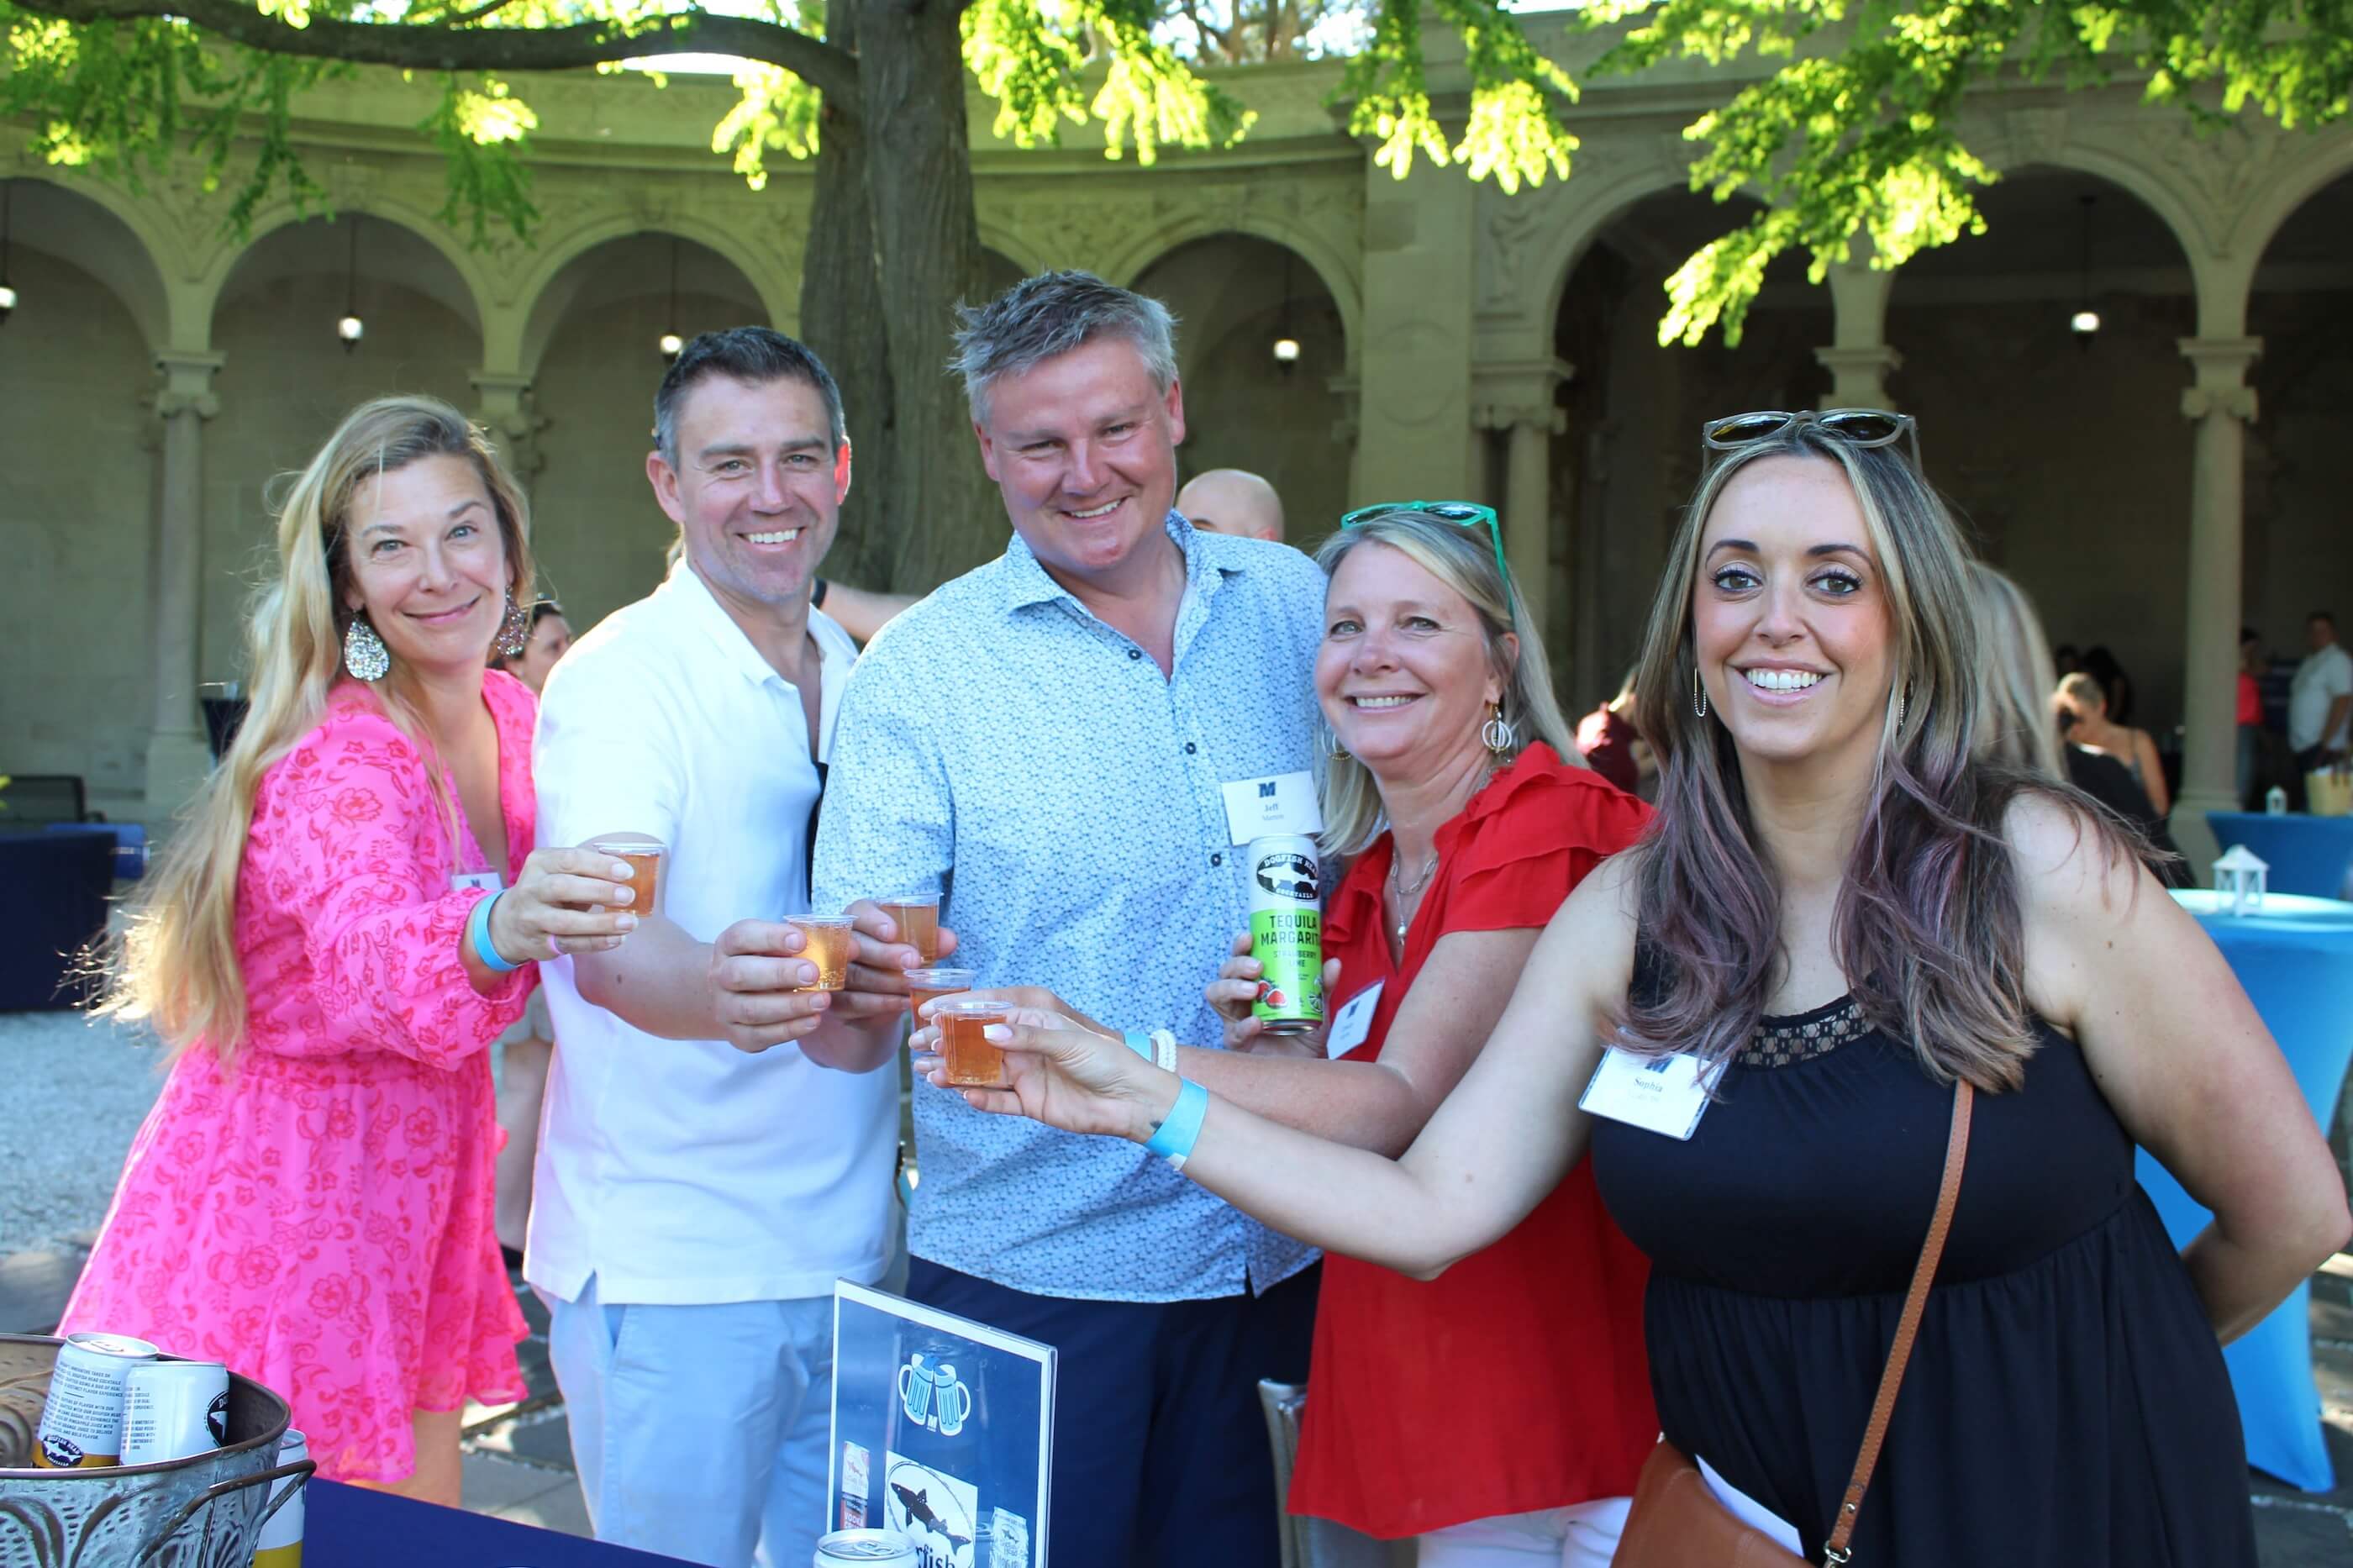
[1338,500,1511,589]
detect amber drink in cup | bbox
[937,998,1014,1088]
[876,895,942,963]
[589,836,666,918]
[906,967,974,1023]
[791,915,855,991]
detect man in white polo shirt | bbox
[529,328,929,1568]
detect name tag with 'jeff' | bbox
[1220,771,1323,845]
[1578,1047,1719,1139]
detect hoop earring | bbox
[1321,723,1347,760]
[343,614,391,681]
[1692,666,1708,718]
[1482,703,1515,755]
[494,591,531,659]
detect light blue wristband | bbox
[1144,1077,1211,1171]
[468,890,524,974]
[1122,1032,1154,1060]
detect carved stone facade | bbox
[6,42,2353,851]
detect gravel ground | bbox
[0,1010,166,1254]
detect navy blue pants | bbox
[905,1256,1321,1568]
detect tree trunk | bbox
[797,0,899,592]
[854,0,997,590]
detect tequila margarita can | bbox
[33,1331,158,1467]
[1248,834,1324,1034]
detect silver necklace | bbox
[1388,849,1440,944]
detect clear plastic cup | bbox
[790,915,855,991]
[937,997,1014,1088]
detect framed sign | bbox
[829,1281,1056,1568]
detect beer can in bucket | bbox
[1248,833,1324,1034]
[119,1359,229,1465]
[813,1527,920,1565]
[33,1331,159,1467]
[252,1428,308,1566]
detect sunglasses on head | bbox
[1338,500,1511,590]
[1702,408,1922,467]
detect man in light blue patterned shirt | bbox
[812,272,1324,1567]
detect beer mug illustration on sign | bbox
[929,1362,973,1437]
[896,1353,935,1427]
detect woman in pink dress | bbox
[65,397,640,1503]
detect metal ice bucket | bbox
[0,1334,313,1565]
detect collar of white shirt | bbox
[659,555,836,691]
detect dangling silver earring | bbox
[1321,723,1347,760]
[1692,666,1708,718]
[343,614,390,681]
[1482,702,1515,755]
[494,591,531,659]
[1892,682,1911,731]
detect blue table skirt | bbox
[308,1478,702,1565]
[2135,889,2353,1492]
[2208,811,2353,899]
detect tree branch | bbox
[436,0,522,28]
[12,0,862,105]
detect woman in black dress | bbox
[950,413,2350,1565]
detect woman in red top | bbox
[942,506,1656,1564]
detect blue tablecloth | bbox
[308,1478,701,1565]
[2208,811,2353,900]
[2134,889,2353,1492]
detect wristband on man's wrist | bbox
[1144,1077,1211,1171]
[469,890,524,974]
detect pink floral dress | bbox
[61,675,539,1482]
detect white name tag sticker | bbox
[1325,981,1382,1060]
[1578,1047,1719,1139]
[1221,771,1324,845]
[450,871,503,893]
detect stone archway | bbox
[1131,232,1355,544]
[2244,169,2353,679]
[201,212,489,681]
[0,177,175,803]
[1886,167,2197,736]
[520,231,769,631]
[1550,188,1831,708]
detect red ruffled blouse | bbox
[1286,744,1660,1538]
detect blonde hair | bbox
[100,397,533,1061]
[1311,508,1579,857]
[1968,564,2066,780]
[2056,671,2108,721]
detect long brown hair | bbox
[1620,424,2125,1092]
[100,397,533,1061]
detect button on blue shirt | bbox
[813,513,1324,1301]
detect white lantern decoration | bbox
[2214,845,2268,917]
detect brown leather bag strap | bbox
[1822,1080,1974,1565]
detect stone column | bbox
[1817,255,1903,409]
[1473,359,1572,692]
[1814,347,1904,410]
[2171,336,2262,881]
[470,371,546,483]
[1353,130,1478,502]
[146,351,224,819]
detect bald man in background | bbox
[1176,467,1286,544]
